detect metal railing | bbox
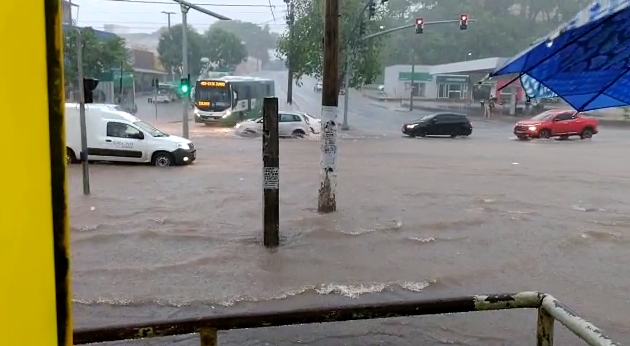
[73,291,621,346]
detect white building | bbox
[383,57,510,100]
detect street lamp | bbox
[464,51,472,61]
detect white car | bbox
[235,111,321,137]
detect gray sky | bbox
[73,0,288,33]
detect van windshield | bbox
[134,121,168,137]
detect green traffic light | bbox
[181,85,189,93]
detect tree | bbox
[157,24,205,77]
[202,27,248,68]
[276,0,387,88]
[210,20,278,67]
[63,27,129,87]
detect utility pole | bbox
[70,0,90,195]
[285,0,295,105]
[262,97,280,248]
[181,4,190,138]
[163,10,175,82]
[162,11,175,28]
[409,48,415,111]
[318,0,339,213]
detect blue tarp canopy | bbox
[62,24,118,40]
[488,0,630,111]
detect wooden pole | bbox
[262,97,280,247]
[318,0,339,213]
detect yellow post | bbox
[0,0,70,345]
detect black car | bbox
[402,112,473,138]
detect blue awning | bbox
[487,0,630,111]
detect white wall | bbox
[383,64,436,99]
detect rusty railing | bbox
[74,291,621,346]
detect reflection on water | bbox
[69,136,630,344]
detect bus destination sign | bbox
[197,101,211,106]
[199,81,226,87]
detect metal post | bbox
[536,308,554,346]
[199,328,218,346]
[341,54,350,131]
[262,98,280,248]
[76,29,90,195]
[162,11,175,82]
[181,5,190,138]
[318,0,339,213]
[286,0,294,105]
[409,49,415,112]
[154,80,158,119]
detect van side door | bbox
[97,122,145,162]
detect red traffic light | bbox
[460,14,468,21]
[416,18,423,25]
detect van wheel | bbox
[66,147,77,164]
[292,129,306,138]
[152,152,174,167]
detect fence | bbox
[74,291,621,346]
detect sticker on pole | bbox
[263,167,279,190]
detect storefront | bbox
[397,71,433,98]
[435,75,470,99]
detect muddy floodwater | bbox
[69,133,630,345]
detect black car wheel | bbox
[417,129,427,137]
[539,129,551,139]
[581,127,594,139]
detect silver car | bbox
[235,111,320,138]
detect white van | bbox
[65,103,196,167]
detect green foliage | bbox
[203,27,248,68]
[157,24,205,76]
[210,21,279,66]
[157,24,250,76]
[276,0,388,88]
[63,27,129,86]
[278,0,595,85]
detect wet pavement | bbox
[70,72,630,345]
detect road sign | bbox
[0,1,71,346]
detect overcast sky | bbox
[72,0,288,33]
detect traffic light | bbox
[368,0,376,19]
[180,75,190,95]
[459,14,468,30]
[83,78,99,104]
[415,17,424,34]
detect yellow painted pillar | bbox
[0,0,71,345]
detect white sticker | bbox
[263,167,279,190]
[320,106,338,171]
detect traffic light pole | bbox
[181,4,190,138]
[360,18,475,41]
[76,29,90,195]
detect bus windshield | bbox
[195,82,232,111]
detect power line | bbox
[94,0,279,7]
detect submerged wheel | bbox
[66,147,77,164]
[539,129,551,139]
[581,127,594,139]
[292,129,306,138]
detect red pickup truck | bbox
[513,110,598,140]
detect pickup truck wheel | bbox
[539,129,551,139]
[581,128,594,139]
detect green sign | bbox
[435,75,470,84]
[398,72,432,82]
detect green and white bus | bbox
[193,76,275,125]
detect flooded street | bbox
[69,128,630,345]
